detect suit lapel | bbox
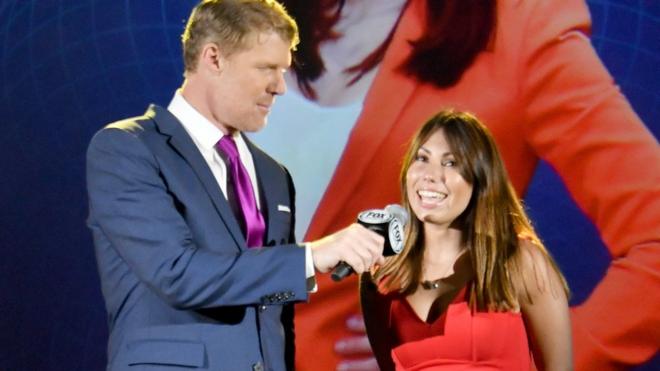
[146,105,247,251]
[243,135,279,245]
[306,0,424,240]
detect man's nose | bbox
[269,71,286,95]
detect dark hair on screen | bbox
[279,0,496,99]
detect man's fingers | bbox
[340,227,383,273]
[351,226,385,267]
[358,226,385,250]
[311,222,387,274]
[342,248,366,274]
[353,242,375,272]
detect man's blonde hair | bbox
[181,0,299,72]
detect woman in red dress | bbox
[361,110,572,370]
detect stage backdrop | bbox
[0,1,657,370]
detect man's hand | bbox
[309,223,385,274]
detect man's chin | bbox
[240,118,268,133]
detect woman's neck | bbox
[419,224,468,283]
[422,225,464,262]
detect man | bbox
[86,1,384,370]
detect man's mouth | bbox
[257,103,271,111]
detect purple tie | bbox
[216,135,265,248]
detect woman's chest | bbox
[390,300,530,366]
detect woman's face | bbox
[406,129,473,228]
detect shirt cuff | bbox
[304,243,318,293]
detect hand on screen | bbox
[335,313,378,371]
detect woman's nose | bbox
[422,166,444,183]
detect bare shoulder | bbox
[517,238,551,273]
[516,237,567,304]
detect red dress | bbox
[361,276,533,370]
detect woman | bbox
[361,110,572,370]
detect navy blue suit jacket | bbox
[86,105,308,371]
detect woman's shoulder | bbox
[501,0,591,40]
[514,236,568,304]
[518,235,548,263]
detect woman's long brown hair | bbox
[279,0,496,99]
[374,110,569,311]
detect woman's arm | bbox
[519,1,660,368]
[519,241,573,371]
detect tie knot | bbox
[216,135,239,161]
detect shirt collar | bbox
[167,91,252,158]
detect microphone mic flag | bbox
[331,204,409,281]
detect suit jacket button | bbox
[259,305,267,312]
[252,361,264,371]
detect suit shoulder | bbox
[89,109,161,148]
[101,114,156,136]
[87,113,159,159]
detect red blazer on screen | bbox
[295,0,660,369]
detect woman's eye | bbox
[415,154,428,162]
[443,159,456,167]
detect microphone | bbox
[331,204,409,281]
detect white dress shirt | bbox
[168,92,260,206]
[167,92,316,289]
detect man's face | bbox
[209,31,291,133]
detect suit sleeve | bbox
[282,166,297,371]
[519,1,660,368]
[86,126,309,309]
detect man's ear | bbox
[198,42,225,73]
